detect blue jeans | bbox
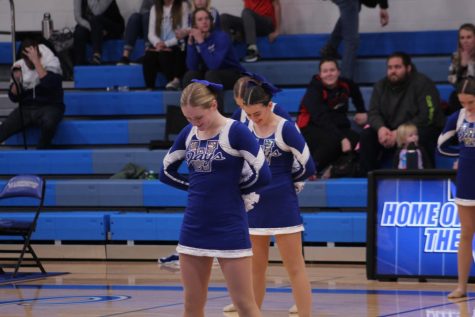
[327,0,360,80]
[124,12,150,52]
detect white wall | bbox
[0,0,474,41]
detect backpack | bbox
[330,152,360,178]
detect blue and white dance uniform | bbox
[438,109,475,205]
[247,118,316,235]
[160,119,271,257]
[231,102,292,124]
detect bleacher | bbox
[0,30,457,262]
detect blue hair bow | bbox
[191,79,223,91]
[241,71,281,96]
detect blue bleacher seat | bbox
[73,31,456,64]
[110,213,183,241]
[65,91,169,116]
[74,65,167,89]
[0,179,367,208]
[62,85,453,118]
[73,56,450,89]
[4,119,166,146]
[0,212,110,241]
[302,212,366,243]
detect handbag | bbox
[49,28,74,53]
[331,152,360,178]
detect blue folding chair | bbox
[0,175,46,277]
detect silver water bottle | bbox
[42,12,53,39]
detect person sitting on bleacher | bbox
[446,23,475,115]
[73,0,125,65]
[183,8,245,112]
[220,0,282,63]
[189,0,220,28]
[296,58,366,178]
[117,0,155,65]
[3,38,64,149]
[359,52,445,175]
[142,0,189,91]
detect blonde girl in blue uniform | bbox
[160,80,271,316]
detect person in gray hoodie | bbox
[358,51,445,175]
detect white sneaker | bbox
[223,303,236,312]
[289,304,298,314]
[165,78,181,90]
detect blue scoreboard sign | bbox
[366,170,475,279]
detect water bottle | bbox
[406,142,419,170]
[145,170,157,180]
[42,12,54,40]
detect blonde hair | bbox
[396,123,418,148]
[180,82,216,109]
[191,0,210,10]
[233,76,257,99]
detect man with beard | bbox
[4,38,64,149]
[358,52,445,175]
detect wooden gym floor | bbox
[0,261,473,317]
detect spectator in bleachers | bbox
[446,23,475,115]
[117,0,155,65]
[183,8,244,111]
[359,52,445,175]
[231,72,290,123]
[393,123,431,169]
[190,0,220,28]
[4,38,64,149]
[142,0,189,90]
[159,80,271,317]
[220,0,282,63]
[73,0,125,65]
[296,58,366,177]
[320,0,389,80]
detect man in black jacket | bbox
[3,38,65,149]
[359,52,445,174]
[320,0,389,80]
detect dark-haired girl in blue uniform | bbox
[438,77,475,299]
[159,80,271,317]
[224,79,315,316]
[231,71,292,124]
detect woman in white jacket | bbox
[142,0,189,90]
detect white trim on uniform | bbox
[455,197,475,206]
[176,244,253,258]
[249,224,304,236]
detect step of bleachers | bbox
[73,56,451,89]
[74,65,167,89]
[0,212,109,241]
[0,210,365,244]
[0,84,456,124]
[63,84,454,118]
[108,211,366,243]
[4,118,165,146]
[0,148,188,175]
[0,178,367,208]
[64,90,177,116]
[0,30,456,65]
